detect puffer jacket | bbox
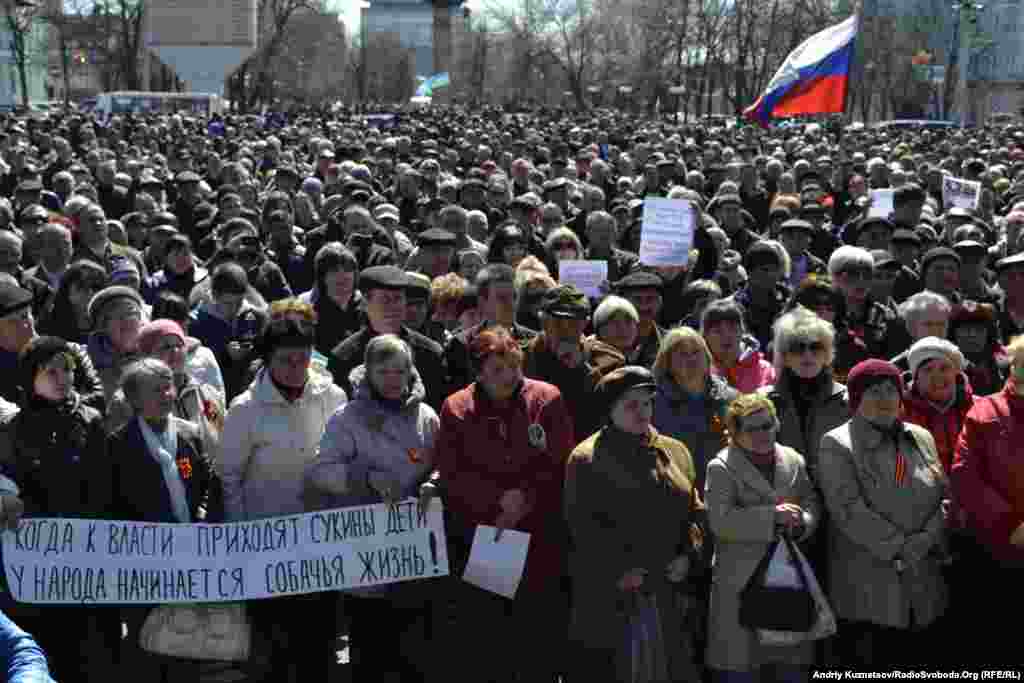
[304,363,438,509]
[219,364,347,521]
[710,337,776,394]
[902,374,976,474]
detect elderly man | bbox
[24,223,71,292]
[71,202,147,279]
[522,284,603,442]
[443,264,538,393]
[583,210,639,285]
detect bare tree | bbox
[39,0,94,105]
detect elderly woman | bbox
[892,291,952,371]
[219,319,347,681]
[765,306,849,481]
[652,325,737,493]
[701,298,776,393]
[106,320,226,458]
[952,334,1024,665]
[705,392,821,681]
[434,325,574,681]
[304,335,440,681]
[899,336,976,474]
[0,335,114,680]
[817,360,949,667]
[587,295,637,375]
[565,366,704,681]
[86,284,147,401]
[108,358,220,679]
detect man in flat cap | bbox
[329,265,447,410]
[521,284,603,441]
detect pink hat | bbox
[137,319,187,356]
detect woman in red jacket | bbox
[952,334,1024,666]
[434,325,575,682]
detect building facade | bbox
[361,0,462,79]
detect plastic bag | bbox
[758,540,838,647]
[618,593,669,683]
[763,539,802,589]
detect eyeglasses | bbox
[786,340,825,355]
[839,268,873,282]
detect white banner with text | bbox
[2,500,449,604]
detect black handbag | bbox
[739,534,816,632]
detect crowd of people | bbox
[0,104,1017,681]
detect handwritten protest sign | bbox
[868,189,894,219]
[2,500,449,605]
[942,175,981,211]
[557,260,607,298]
[639,198,694,266]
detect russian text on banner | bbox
[2,500,449,604]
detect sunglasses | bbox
[739,420,776,434]
[786,340,825,354]
[839,268,873,282]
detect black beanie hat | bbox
[17,335,75,404]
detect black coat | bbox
[108,418,221,524]
[0,397,111,518]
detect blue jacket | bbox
[0,610,54,682]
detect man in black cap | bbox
[920,247,962,303]
[955,239,999,304]
[0,282,102,409]
[329,265,446,410]
[799,199,840,263]
[728,241,789,350]
[443,264,537,394]
[712,193,759,257]
[892,183,926,233]
[615,269,667,368]
[172,170,211,246]
[521,284,602,441]
[412,227,457,279]
[779,219,827,289]
[995,252,1024,344]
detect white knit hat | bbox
[592,295,639,331]
[908,336,965,380]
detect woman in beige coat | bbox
[817,359,948,668]
[705,392,821,682]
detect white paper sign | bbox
[638,198,695,266]
[942,175,981,211]
[2,500,449,604]
[558,260,607,298]
[868,189,894,219]
[462,525,530,599]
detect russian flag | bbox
[744,15,857,125]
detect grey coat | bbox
[705,443,821,672]
[305,364,438,508]
[816,417,948,629]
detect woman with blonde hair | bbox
[705,392,821,680]
[652,326,737,492]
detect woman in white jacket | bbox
[218,318,347,682]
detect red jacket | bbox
[902,376,976,474]
[435,378,573,593]
[952,383,1024,565]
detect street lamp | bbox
[669,84,686,123]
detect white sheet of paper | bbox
[558,260,607,298]
[942,175,981,211]
[638,198,694,266]
[462,525,531,599]
[868,189,894,219]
